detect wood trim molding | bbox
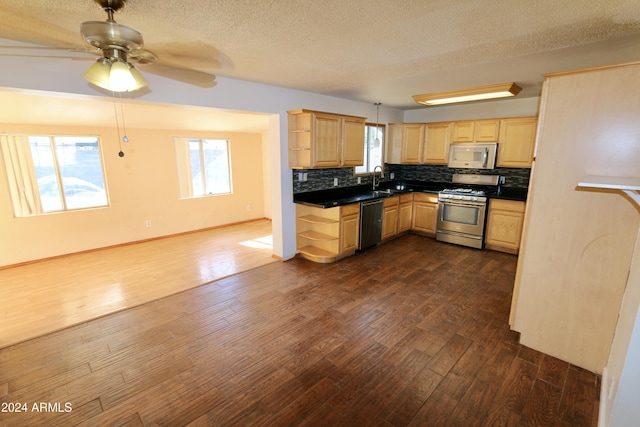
[543,60,640,79]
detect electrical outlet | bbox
[334,178,339,186]
[145,220,152,227]
[499,176,506,184]
[357,177,361,184]
[303,173,308,181]
[390,172,395,179]
[298,173,304,182]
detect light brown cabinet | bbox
[342,118,366,166]
[386,123,424,164]
[288,109,366,169]
[397,193,413,233]
[411,193,439,236]
[497,117,538,168]
[401,124,424,163]
[423,122,452,164]
[451,120,475,142]
[387,117,534,165]
[386,123,403,164]
[484,199,525,254]
[382,197,399,240]
[296,202,359,263]
[339,203,360,254]
[451,119,500,143]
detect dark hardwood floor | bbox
[0,234,599,426]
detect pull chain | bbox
[118,92,129,143]
[112,92,124,157]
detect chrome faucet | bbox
[372,165,383,190]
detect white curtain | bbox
[173,137,193,198]
[0,135,42,217]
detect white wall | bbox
[609,302,640,427]
[604,225,640,427]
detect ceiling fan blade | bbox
[138,62,217,88]
[0,53,95,61]
[0,5,82,49]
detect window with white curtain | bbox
[355,124,385,174]
[0,135,108,217]
[174,138,232,198]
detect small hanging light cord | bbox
[118,92,129,142]
[112,92,124,157]
[374,102,381,144]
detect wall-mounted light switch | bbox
[298,173,304,182]
[303,173,308,181]
[334,178,339,186]
[357,177,361,184]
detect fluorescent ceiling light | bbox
[413,83,522,106]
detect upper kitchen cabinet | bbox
[386,123,403,164]
[401,123,424,163]
[497,117,538,168]
[288,109,366,169]
[385,123,423,164]
[342,117,366,166]
[423,122,452,164]
[452,119,500,142]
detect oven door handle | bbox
[439,200,485,208]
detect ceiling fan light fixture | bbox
[108,60,136,92]
[128,65,148,91]
[413,83,522,106]
[83,57,112,89]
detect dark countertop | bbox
[294,180,527,208]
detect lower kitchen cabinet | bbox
[397,193,413,233]
[382,196,399,240]
[339,203,360,254]
[296,203,360,263]
[411,193,439,236]
[484,199,525,254]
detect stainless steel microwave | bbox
[448,142,497,169]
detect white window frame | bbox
[174,137,233,199]
[0,134,109,217]
[355,123,385,175]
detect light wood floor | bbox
[0,235,599,426]
[0,219,275,349]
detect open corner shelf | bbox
[577,175,640,209]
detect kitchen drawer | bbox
[383,196,399,207]
[340,203,360,216]
[413,192,438,204]
[399,193,414,203]
[490,198,525,212]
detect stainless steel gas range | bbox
[436,174,500,249]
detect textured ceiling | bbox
[0,0,640,111]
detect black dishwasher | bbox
[359,199,384,250]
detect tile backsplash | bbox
[292,164,530,193]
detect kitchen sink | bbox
[370,189,395,196]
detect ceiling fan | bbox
[81,0,216,92]
[0,0,217,92]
